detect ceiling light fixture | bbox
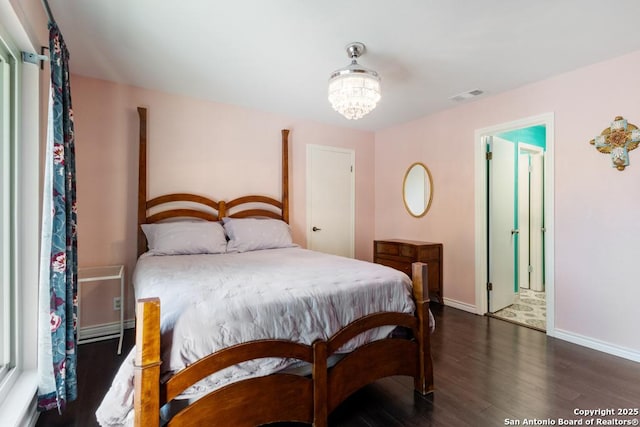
[328,42,381,120]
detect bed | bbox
[96,107,434,427]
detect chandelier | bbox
[328,42,381,120]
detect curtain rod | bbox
[41,0,55,23]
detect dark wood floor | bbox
[36,305,640,427]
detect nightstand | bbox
[77,265,125,354]
[374,239,443,304]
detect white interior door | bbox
[488,136,516,313]
[529,150,544,291]
[306,145,354,258]
[518,151,530,290]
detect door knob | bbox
[312,226,322,232]
[511,229,519,235]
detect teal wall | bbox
[498,125,546,149]
[496,125,546,292]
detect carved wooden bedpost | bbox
[137,107,148,258]
[412,262,434,394]
[281,129,289,224]
[134,298,161,427]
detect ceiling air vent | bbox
[449,89,484,102]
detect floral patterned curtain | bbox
[37,20,78,413]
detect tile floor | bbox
[491,288,546,331]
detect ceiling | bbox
[49,0,640,132]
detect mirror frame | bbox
[402,162,433,218]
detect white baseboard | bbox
[442,297,478,314]
[432,297,640,363]
[78,319,135,341]
[552,328,640,363]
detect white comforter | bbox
[96,247,419,426]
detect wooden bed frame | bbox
[133,107,434,427]
[136,107,289,258]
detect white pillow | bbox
[141,221,227,255]
[222,218,295,253]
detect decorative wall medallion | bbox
[590,116,640,171]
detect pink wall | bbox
[73,50,640,355]
[72,76,375,326]
[375,50,640,354]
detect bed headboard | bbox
[136,107,290,257]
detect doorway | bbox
[488,132,546,330]
[474,113,555,334]
[306,144,355,258]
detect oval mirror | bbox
[402,162,433,218]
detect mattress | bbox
[96,247,423,426]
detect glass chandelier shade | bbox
[328,43,381,120]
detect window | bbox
[0,3,41,424]
[0,34,17,386]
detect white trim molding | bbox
[78,319,135,342]
[0,1,42,425]
[0,370,37,427]
[442,297,478,314]
[553,329,640,363]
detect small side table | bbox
[77,265,125,354]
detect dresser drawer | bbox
[375,241,399,256]
[374,258,412,276]
[374,241,415,259]
[417,245,440,260]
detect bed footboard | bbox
[323,262,433,413]
[133,262,433,426]
[134,298,319,426]
[325,313,421,413]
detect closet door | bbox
[529,150,544,292]
[306,145,355,258]
[488,136,516,313]
[518,150,530,290]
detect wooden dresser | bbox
[374,239,443,304]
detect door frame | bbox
[473,113,555,335]
[305,144,355,258]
